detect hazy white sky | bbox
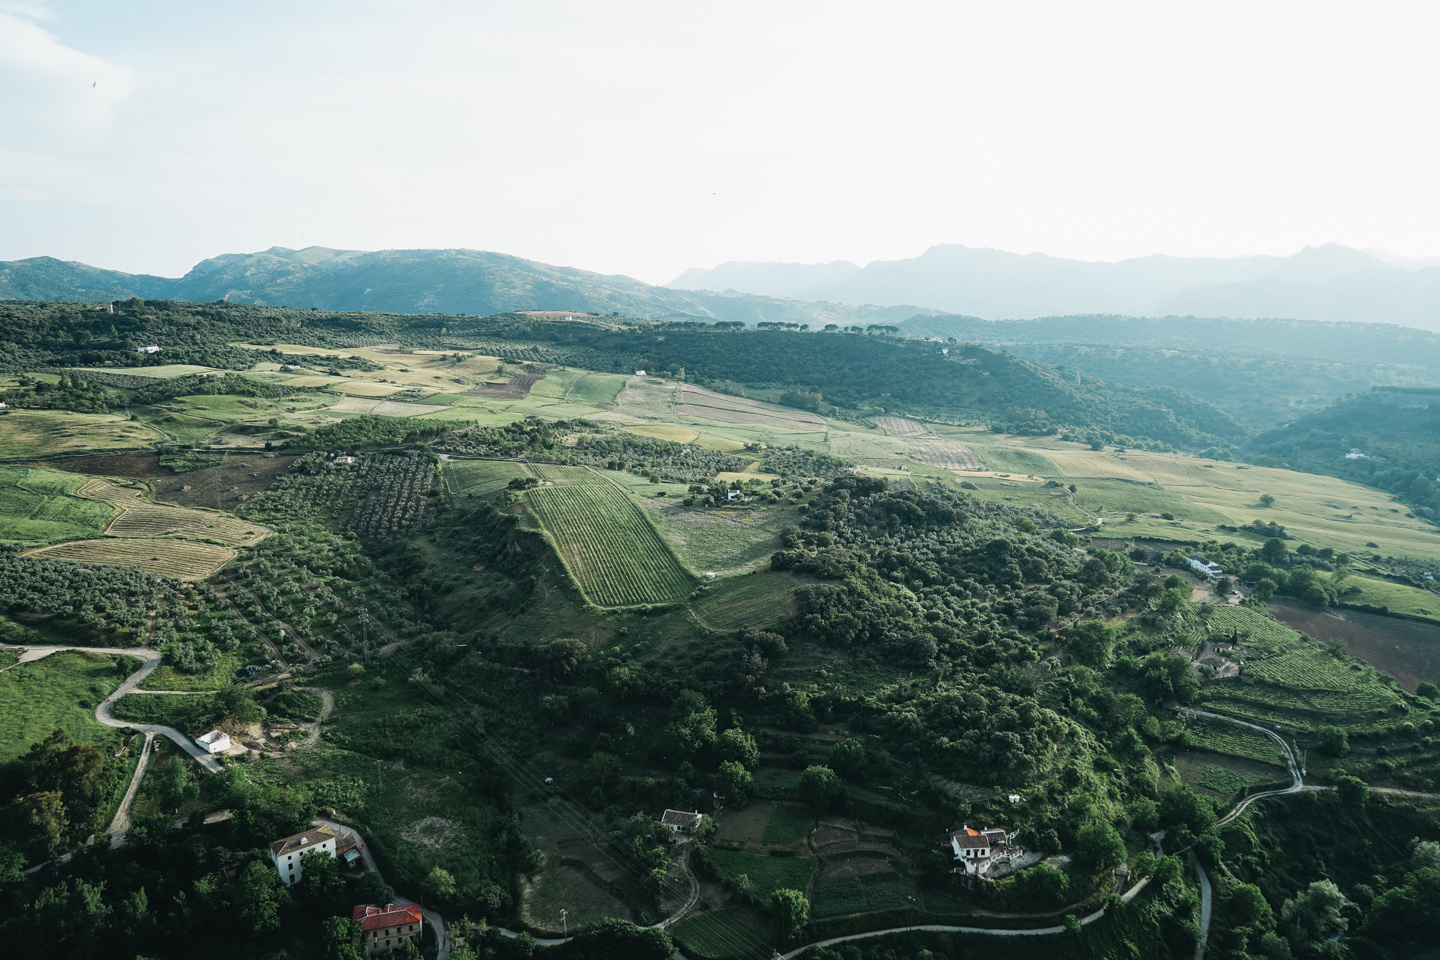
[3,0,1440,283]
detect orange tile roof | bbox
[351,903,423,933]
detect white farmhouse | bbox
[950,825,1013,876]
[268,825,338,886]
[136,345,162,354]
[660,809,702,834]
[1186,555,1224,580]
[195,730,231,754]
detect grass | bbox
[640,495,798,577]
[70,364,218,379]
[0,464,116,544]
[703,847,815,901]
[442,459,531,496]
[1330,574,1440,621]
[76,478,272,546]
[670,912,766,960]
[0,651,133,761]
[691,574,801,631]
[762,804,814,843]
[0,410,164,459]
[524,465,695,607]
[137,652,247,691]
[812,876,869,918]
[111,692,213,730]
[267,688,325,722]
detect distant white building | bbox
[268,825,338,886]
[660,809,702,834]
[136,345,162,354]
[1187,555,1224,580]
[195,730,230,754]
[635,369,647,377]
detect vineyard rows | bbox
[24,538,238,580]
[1202,605,1299,648]
[524,468,693,607]
[1186,717,1288,767]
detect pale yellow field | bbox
[0,410,164,458]
[626,425,700,443]
[329,381,403,398]
[279,375,346,388]
[69,365,219,379]
[328,397,453,417]
[76,478,272,546]
[24,538,237,580]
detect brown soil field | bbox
[1268,598,1440,692]
[466,371,544,400]
[715,804,772,843]
[812,839,898,857]
[44,453,297,510]
[906,437,984,470]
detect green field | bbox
[0,464,116,544]
[670,912,765,960]
[761,804,814,843]
[812,876,869,918]
[1202,605,1300,649]
[0,651,132,761]
[441,459,532,496]
[703,847,815,901]
[137,653,247,692]
[524,465,695,607]
[691,574,800,632]
[565,373,629,405]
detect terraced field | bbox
[905,436,984,470]
[442,459,532,496]
[24,538,238,579]
[869,416,927,436]
[525,465,694,607]
[76,478,271,546]
[674,384,826,429]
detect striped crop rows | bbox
[525,469,692,607]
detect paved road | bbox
[0,643,223,773]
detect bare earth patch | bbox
[400,816,466,852]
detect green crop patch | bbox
[442,459,531,496]
[0,464,116,544]
[691,573,800,631]
[1183,717,1288,767]
[702,847,815,902]
[524,465,694,607]
[0,651,132,761]
[761,804,814,844]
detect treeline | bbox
[438,418,750,482]
[280,415,457,451]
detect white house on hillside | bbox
[195,730,230,754]
[950,825,1013,876]
[1187,555,1224,580]
[269,825,338,885]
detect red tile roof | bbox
[351,903,423,932]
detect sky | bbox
[4,0,1440,285]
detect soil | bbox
[1268,598,1440,692]
[465,372,543,400]
[42,452,297,510]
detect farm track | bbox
[213,584,291,672]
[229,584,319,669]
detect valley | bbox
[0,303,1438,960]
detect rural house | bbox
[195,730,230,754]
[950,825,1014,876]
[660,809,702,834]
[135,345,162,354]
[1186,555,1224,580]
[268,825,338,885]
[352,903,424,955]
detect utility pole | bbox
[561,908,567,938]
[360,609,370,664]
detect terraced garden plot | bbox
[524,467,694,607]
[23,538,238,579]
[869,416,927,436]
[762,804,814,843]
[1204,605,1301,649]
[905,436,984,470]
[670,913,764,960]
[702,847,815,901]
[76,478,271,546]
[1185,717,1288,767]
[0,465,116,544]
[675,385,826,430]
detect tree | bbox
[1317,726,1350,757]
[237,860,290,934]
[1075,821,1126,873]
[1017,862,1070,908]
[1067,620,1116,668]
[1259,494,1276,508]
[772,888,810,943]
[321,916,365,960]
[717,728,759,769]
[1281,879,1352,949]
[1159,785,1216,834]
[1336,775,1369,806]
[1231,883,1274,930]
[426,865,457,899]
[799,765,843,811]
[715,760,753,808]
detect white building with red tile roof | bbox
[352,902,424,955]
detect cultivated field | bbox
[326,396,452,417]
[0,410,165,458]
[76,478,271,546]
[0,650,129,761]
[869,416,928,436]
[690,573,801,631]
[441,459,532,496]
[905,436,985,470]
[674,384,826,429]
[0,465,116,544]
[524,465,694,607]
[24,538,240,580]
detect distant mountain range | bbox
[0,246,930,327]
[671,243,1440,331]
